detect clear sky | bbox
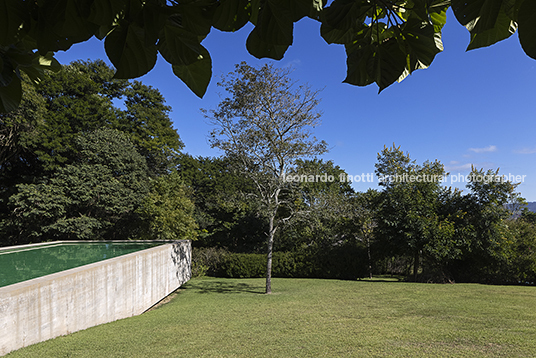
[55,9,536,201]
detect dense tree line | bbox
[2,60,534,286]
[186,146,535,285]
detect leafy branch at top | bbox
[0,0,534,112]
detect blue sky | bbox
[55,9,536,201]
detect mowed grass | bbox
[7,277,536,357]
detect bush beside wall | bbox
[192,244,368,280]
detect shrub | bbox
[220,253,265,278]
[191,247,229,277]
[272,252,299,277]
[192,243,368,279]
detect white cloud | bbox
[283,59,301,68]
[445,161,473,172]
[468,145,497,153]
[514,147,536,154]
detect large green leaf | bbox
[452,0,501,31]
[213,0,252,32]
[0,0,28,45]
[32,3,71,52]
[246,0,296,59]
[0,46,60,112]
[325,0,449,90]
[452,0,517,50]
[19,52,62,84]
[344,23,407,92]
[88,0,128,26]
[401,19,443,71]
[320,0,370,44]
[288,0,325,21]
[344,42,376,87]
[374,39,408,92]
[0,52,14,87]
[57,0,97,41]
[175,2,214,37]
[254,0,294,46]
[172,47,212,98]
[430,10,447,32]
[429,0,450,32]
[105,22,157,79]
[33,0,97,53]
[466,10,517,50]
[157,24,202,66]
[342,19,408,92]
[246,27,290,60]
[141,2,168,46]
[320,22,355,44]
[518,0,536,59]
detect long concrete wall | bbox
[0,240,191,356]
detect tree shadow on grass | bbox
[186,280,266,295]
[357,275,406,283]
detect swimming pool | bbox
[0,240,191,356]
[0,241,163,287]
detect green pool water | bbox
[0,242,163,288]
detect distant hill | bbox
[528,202,536,213]
[505,201,536,215]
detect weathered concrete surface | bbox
[0,240,191,356]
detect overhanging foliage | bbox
[0,0,535,111]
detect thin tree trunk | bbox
[266,215,275,294]
[367,236,372,279]
[413,250,420,282]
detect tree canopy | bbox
[372,144,526,282]
[6,128,150,242]
[137,170,198,241]
[0,60,183,177]
[1,0,535,111]
[177,154,267,252]
[0,60,193,246]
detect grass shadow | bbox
[358,275,406,283]
[185,279,266,295]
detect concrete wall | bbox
[0,240,191,356]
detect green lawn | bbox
[7,277,536,357]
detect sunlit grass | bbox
[7,277,536,357]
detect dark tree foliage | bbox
[33,60,125,169]
[373,145,526,283]
[278,158,356,251]
[33,60,183,174]
[177,153,267,252]
[447,167,523,283]
[505,217,536,283]
[0,78,48,233]
[137,170,198,241]
[0,60,183,177]
[374,144,456,281]
[122,80,184,175]
[520,208,536,225]
[3,129,149,245]
[0,60,185,246]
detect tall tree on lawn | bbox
[206,62,328,294]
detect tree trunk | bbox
[413,250,420,282]
[266,215,275,294]
[367,236,372,279]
